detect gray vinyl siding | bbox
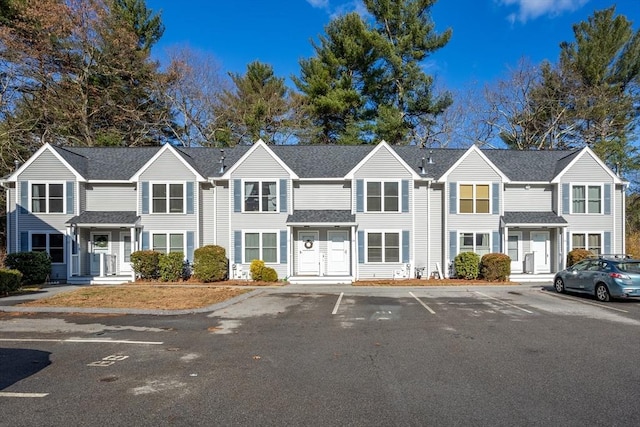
[6,185,16,253]
[85,184,136,211]
[429,184,444,277]
[447,150,501,182]
[615,185,624,253]
[232,145,288,179]
[216,182,230,251]
[504,184,554,212]
[294,181,350,210]
[201,183,215,245]
[18,150,75,181]
[561,154,612,182]
[139,150,197,180]
[79,183,87,212]
[354,147,413,279]
[413,182,428,273]
[354,146,412,178]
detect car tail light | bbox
[610,272,630,280]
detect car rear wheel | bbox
[554,278,565,293]
[595,283,610,302]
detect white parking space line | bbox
[540,291,629,313]
[473,291,534,314]
[332,292,344,315]
[409,292,436,314]
[0,392,49,398]
[0,338,163,345]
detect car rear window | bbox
[617,262,640,273]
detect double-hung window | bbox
[459,184,489,214]
[244,181,277,212]
[366,181,399,212]
[31,232,64,263]
[244,232,277,263]
[572,185,601,214]
[152,233,185,253]
[152,183,184,213]
[572,233,602,255]
[459,232,491,256]
[31,183,64,213]
[366,232,400,263]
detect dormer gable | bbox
[551,146,623,184]
[220,139,299,180]
[130,143,206,182]
[345,140,421,180]
[438,145,509,183]
[6,143,85,182]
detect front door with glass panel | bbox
[119,232,132,274]
[508,232,522,273]
[90,232,110,275]
[297,231,319,275]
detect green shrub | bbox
[130,250,160,280]
[0,269,23,294]
[454,252,480,279]
[193,245,228,282]
[261,267,278,282]
[250,259,265,280]
[480,253,511,281]
[5,252,51,285]
[158,252,185,282]
[567,249,593,267]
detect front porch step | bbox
[67,275,132,285]
[288,276,353,285]
[509,273,555,283]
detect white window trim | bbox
[457,231,492,255]
[570,231,603,253]
[242,180,279,213]
[570,183,603,215]
[365,229,402,264]
[364,179,401,213]
[29,181,66,214]
[150,181,187,214]
[30,230,65,264]
[457,182,492,215]
[242,230,280,264]
[150,231,187,255]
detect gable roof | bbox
[220,139,299,179]
[6,142,616,185]
[551,146,623,184]
[130,144,206,182]
[438,145,509,182]
[345,140,422,179]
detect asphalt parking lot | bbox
[2,284,640,426]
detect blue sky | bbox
[146,0,639,90]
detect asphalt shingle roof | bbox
[287,210,356,224]
[501,211,568,226]
[50,143,588,183]
[66,211,139,225]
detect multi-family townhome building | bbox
[1,140,626,284]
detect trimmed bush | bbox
[250,259,265,281]
[158,252,185,282]
[5,252,51,285]
[480,253,511,281]
[130,250,160,280]
[193,245,228,282]
[0,269,23,295]
[261,267,278,282]
[454,252,480,279]
[567,249,593,267]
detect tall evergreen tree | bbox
[295,0,451,145]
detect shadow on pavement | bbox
[0,348,52,389]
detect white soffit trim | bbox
[551,146,623,184]
[220,139,299,179]
[344,140,421,179]
[130,143,206,182]
[8,143,86,182]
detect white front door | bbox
[327,230,350,275]
[508,232,522,273]
[531,231,550,273]
[298,231,319,275]
[90,232,111,275]
[119,232,132,274]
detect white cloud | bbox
[306,0,330,9]
[497,0,590,23]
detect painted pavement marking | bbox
[0,338,163,345]
[473,291,534,314]
[409,292,436,314]
[332,292,344,315]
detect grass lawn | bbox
[19,286,251,310]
